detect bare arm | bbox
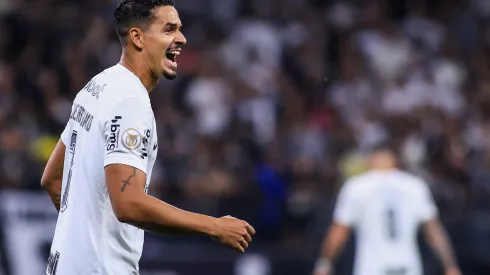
[105,164,255,252]
[314,223,352,274]
[102,98,254,253]
[423,219,460,274]
[41,140,65,212]
[106,164,217,235]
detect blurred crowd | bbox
[1,0,490,270]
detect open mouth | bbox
[165,49,180,63]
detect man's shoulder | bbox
[389,171,430,197]
[103,66,145,92]
[342,172,374,192]
[345,170,423,187]
[347,171,379,185]
[93,67,149,108]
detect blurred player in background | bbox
[313,144,461,275]
[40,1,255,274]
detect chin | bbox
[162,68,177,80]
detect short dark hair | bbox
[114,0,175,45]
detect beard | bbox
[162,67,177,80]
[163,71,177,80]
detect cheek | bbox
[160,35,174,49]
[146,36,168,56]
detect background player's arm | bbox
[314,181,356,275]
[423,219,461,275]
[314,223,351,274]
[418,180,461,275]
[41,140,65,212]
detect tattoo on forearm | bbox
[121,168,136,192]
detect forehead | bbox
[152,6,181,27]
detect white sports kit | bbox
[47,64,158,275]
[334,170,437,275]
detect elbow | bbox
[40,175,52,190]
[113,201,141,224]
[115,212,134,224]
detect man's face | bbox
[142,6,186,80]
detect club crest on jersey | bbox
[121,128,142,150]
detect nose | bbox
[175,31,187,46]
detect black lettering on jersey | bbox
[69,130,77,153]
[46,251,60,275]
[140,129,151,159]
[76,105,84,123]
[80,110,94,131]
[153,142,158,151]
[70,104,78,120]
[61,130,77,213]
[107,116,122,151]
[69,103,94,132]
[84,79,107,99]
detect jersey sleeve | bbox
[418,180,438,222]
[333,180,358,227]
[60,122,71,145]
[103,97,153,174]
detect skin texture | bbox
[41,140,65,212]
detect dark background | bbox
[1,0,490,274]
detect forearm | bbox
[319,235,342,262]
[42,180,62,212]
[122,195,217,237]
[315,223,351,273]
[430,231,457,269]
[319,224,349,261]
[425,221,458,269]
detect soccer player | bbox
[313,145,461,275]
[40,1,255,274]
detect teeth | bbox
[167,51,180,55]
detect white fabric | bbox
[334,170,437,275]
[48,64,158,275]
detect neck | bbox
[369,160,398,171]
[371,166,397,172]
[119,53,158,93]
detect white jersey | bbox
[46,64,158,275]
[334,170,437,275]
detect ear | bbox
[129,27,144,49]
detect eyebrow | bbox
[163,22,182,30]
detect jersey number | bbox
[386,207,398,241]
[61,130,77,213]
